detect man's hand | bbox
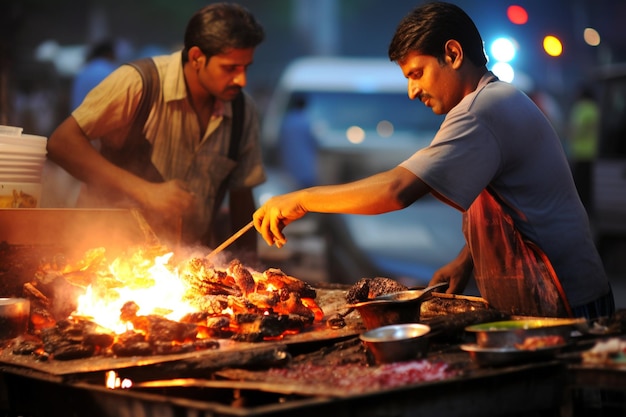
[428,245,473,294]
[252,191,308,248]
[141,180,197,222]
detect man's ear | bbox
[188,46,206,67]
[444,40,463,68]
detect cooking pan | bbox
[348,282,447,330]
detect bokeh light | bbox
[490,37,517,63]
[507,5,528,25]
[346,126,365,144]
[543,35,563,57]
[491,62,515,83]
[583,28,601,47]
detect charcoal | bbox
[261,268,317,299]
[40,327,70,353]
[116,330,147,345]
[83,332,115,349]
[206,316,230,330]
[52,343,95,360]
[112,331,152,356]
[228,295,260,315]
[112,341,153,357]
[192,294,229,315]
[286,314,314,331]
[233,313,291,341]
[152,340,196,355]
[228,260,256,295]
[145,316,198,343]
[281,292,315,319]
[12,339,44,355]
[180,311,209,324]
[199,316,232,338]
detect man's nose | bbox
[408,79,420,100]
[234,71,247,87]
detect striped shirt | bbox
[72,51,266,240]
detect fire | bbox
[19,243,323,359]
[73,250,197,333]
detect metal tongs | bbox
[206,220,254,260]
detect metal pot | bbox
[0,298,30,340]
[348,283,446,330]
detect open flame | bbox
[21,244,323,359]
[73,251,197,333]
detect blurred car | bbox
[257,56,465,285]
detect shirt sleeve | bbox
[72,64,143,150]
[399,110,502,211]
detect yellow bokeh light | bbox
[543,35,563,57]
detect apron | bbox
[464,189,573,317]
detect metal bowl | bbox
[460,343,565,367]
[349,289,429,330]
[0,298,30,340]
[360,323,431,364]
[465,318,587,348]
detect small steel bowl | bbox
[465,318,587,348]
[349,290,426,330]
[360,323,431,364]
[0,298,30,340]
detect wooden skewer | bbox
[206,220,254,259]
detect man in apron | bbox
[251,2,614,319]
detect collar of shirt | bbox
[164,51,228,142]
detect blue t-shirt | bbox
[71,58,119,110]
[400,72,609,307]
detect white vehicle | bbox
[258,56,465,285]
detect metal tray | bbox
[465,317,587,348]
[461,343,566,367]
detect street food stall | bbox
[0,208,624,417]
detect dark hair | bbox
[182,2,265,63]
[388,2,487,67]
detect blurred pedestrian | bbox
[278,94,318,188]
[567,84,599,216]
[70,39,118,110]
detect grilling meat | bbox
[12,243,325,360]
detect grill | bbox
[0,208,615,416]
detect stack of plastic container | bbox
[0,125,47,208]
